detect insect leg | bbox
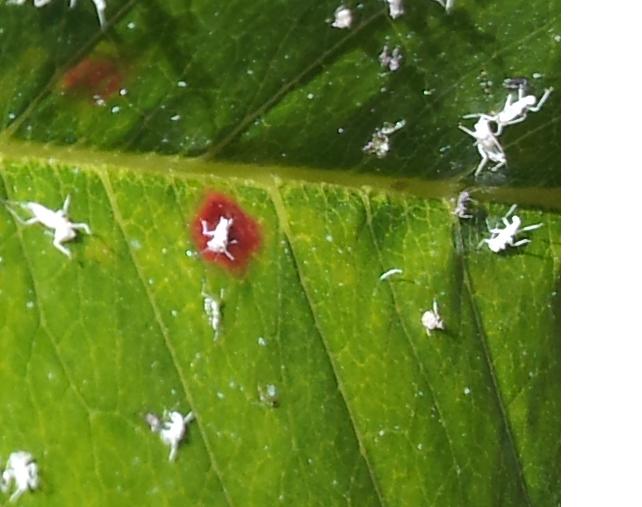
[529,88,553,112]
[72,222,92,234]
[520,223,544,232]
[53,239,72,258]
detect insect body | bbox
[458,117,506,176]
[479,204,543,253]
[201,217,237,260]
[421,300,444,335]
[147,410,195,462]
[464,87,553,136]
[6,195,91,258]
[0,451,39,503]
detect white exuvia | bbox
[479,204,543,253]
[433,0,454,13]
[5,195,91,258]
[379,45,403,72]
[385,0,404,19]
[379,268,403,281]
[0,451,39,503]
[421,301,444,335]
[453,190,474,219]
[202,291,222,339]
[363,120,406,159]
[7,0,107,28]
[331,5,352,29]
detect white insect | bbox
[148,410,195,462]
[458,116,506,177]
[421,300,444,335]
[7,0,107,28]
[6,195,91,258]
[385,0,404,19]
[379,45,403,72]
[433,0,454,13]
[379,268,403,281]
[479,204,543,253]
[331,5,352,29]
[202,291,222,339]
[201,217,236,260]
[453,190,474,219]
[464,86,553,136]
[0,451,39,503]
[363,119,406,159]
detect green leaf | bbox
[0,0,559,505]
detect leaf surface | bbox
[0,0,559,505]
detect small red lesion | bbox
[192,193,262,273]
[61,56,123,99]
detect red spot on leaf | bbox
[192,193,262,273]
[62,57,123,99]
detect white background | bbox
[564,1,642,504]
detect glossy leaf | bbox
[0,0,559,505]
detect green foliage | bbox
[0,0,559,505]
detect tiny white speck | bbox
[170,114,181,121]
[185,249,196,257]
[216,392,225,399]
[417,443,423,450]
[127,21,136,29]
[533,72,543,79]
[130,239,142,250]
[307,93,315,100]
[378,430,385,436]
[337,128,344,134]
[258,337,267,346]
[8,112,16,120]
[247,69,254,75]
[111,106,120,113]
[325,235,333,242]
[177,81,188,88]
[423,89,435,96]
[26,301,34,309]
[464,387,471,395]
[119,88,128,96]
[554,34,561,42]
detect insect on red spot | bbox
[192,193,262,272]
[61,57,123,99]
